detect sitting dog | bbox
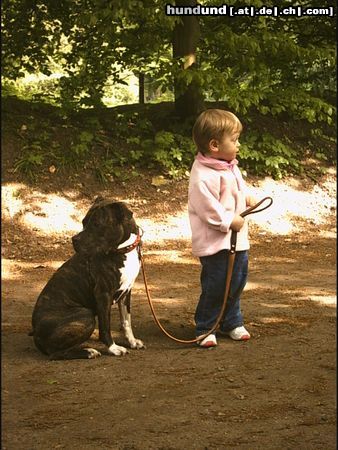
[30,196,144,360]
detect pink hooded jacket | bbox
[188,155,250,257]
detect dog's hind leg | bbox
[49,346,101,360]
[34,309,100,360]
[119,291,145,350]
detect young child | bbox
[188,109,256,348]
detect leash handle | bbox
[240,196,273,218]
[230,196,273,253]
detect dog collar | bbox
[116,231,142,254]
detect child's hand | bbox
[230,214,245,232]
[246,195,257,207]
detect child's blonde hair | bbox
[192,109,242,154]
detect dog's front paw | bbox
[129,339,145,350]
[108,343,129,356]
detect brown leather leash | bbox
[138,196,273,344]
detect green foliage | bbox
[90,113,196,180]
[239,132,300,179]
[2,0,175,108]
[14,151,44,179]
[153,131,196,178]
[5,95,335,183]
[2,78,61,105]
[93,158,122,184]
[2,0,336,180]
[3,0,335,119]
[71,131,94,158]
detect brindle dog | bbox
[30,197,144,360]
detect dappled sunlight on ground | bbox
[259,302,292,309]
[248,175,336,234]
[2,183,86,235]
[307,294,336,306]
[2,171,336,242]
[260,316,293,324]
[138,216,192,242]
[2,183,26,217]
[2,258,65,281]
[22,196,83,234]
[143,250,198,265]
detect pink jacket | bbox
[188,158,250,256]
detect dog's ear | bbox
[82,208,94,228]
[112,202,126,222]
[82,197,105,228]
[111,202,133,222]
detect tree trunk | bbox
[173,0,205,119]
[139,73,145,104]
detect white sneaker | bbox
[197,333,217,348]
[224,326,251,341]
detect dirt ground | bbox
[2,161,337,449]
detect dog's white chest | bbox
[118,249,140,292]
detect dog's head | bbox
[72,197,139,255]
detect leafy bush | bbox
[7,97,335,183]
[151,131,195,178]
[239,132,300,179]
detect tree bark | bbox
[139,73,145,104]
[172,0,205,119]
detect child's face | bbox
[208,131,241,162]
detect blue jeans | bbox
[195,250,248,336]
